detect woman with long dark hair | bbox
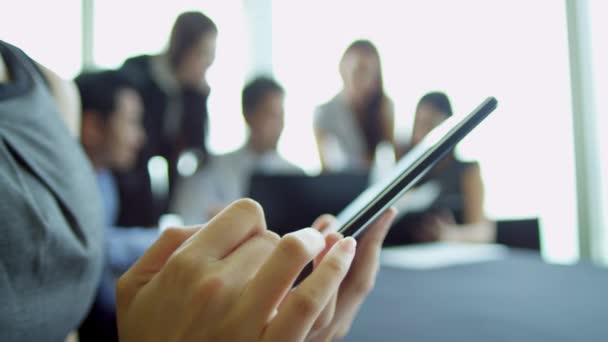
[117,11,217,227]
[314,40,395,171]
[388,92,495,244]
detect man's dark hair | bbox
[75,70,137,121]
[168,11,217,70]
[241,76,284,118]
[418,92,453,117]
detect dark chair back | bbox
[495,218,541,252]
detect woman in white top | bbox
[314,40,395,172]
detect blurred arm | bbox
[441,163,496,243]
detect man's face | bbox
[247,92,285,151]
[103,88,146,170]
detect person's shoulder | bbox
[120,55,155,84]
[122,54,153,69]
[465,160,481,173]
[216,149,242,163]
[454,158,480,175]
[315,94,344,126]
[382,95,395,115]
[277,155,305,175]
[316,94,343,113]
[457,158,479,168]
[383,94,394,105]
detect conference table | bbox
[346,246,608,341]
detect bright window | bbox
[273,0,577,263]
[0,0,82,78]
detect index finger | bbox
[180,198,268,260]
[117,226,200,309]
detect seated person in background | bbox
[314,40,395,172]
[388,92,495,244]
[172,76,302,224]
[76,70,158,340]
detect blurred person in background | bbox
[314,40,395,172]
[76,70,158,341]
[172,76,302,224]
[116,11,218,227]
[387,91,495,245]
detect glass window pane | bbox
[273,0,577,263]
[0,0,82,78]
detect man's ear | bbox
[80,111,106,147]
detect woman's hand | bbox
[116,199,361,341]
[305,208,397,341]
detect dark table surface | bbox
[346,250,608,341]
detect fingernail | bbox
[339,237,357,254]
[327,232,343,241]
[291,228,326,253]
[384,208,398,222]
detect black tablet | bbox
[332,97,498,238]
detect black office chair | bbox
[495,218,541,252]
